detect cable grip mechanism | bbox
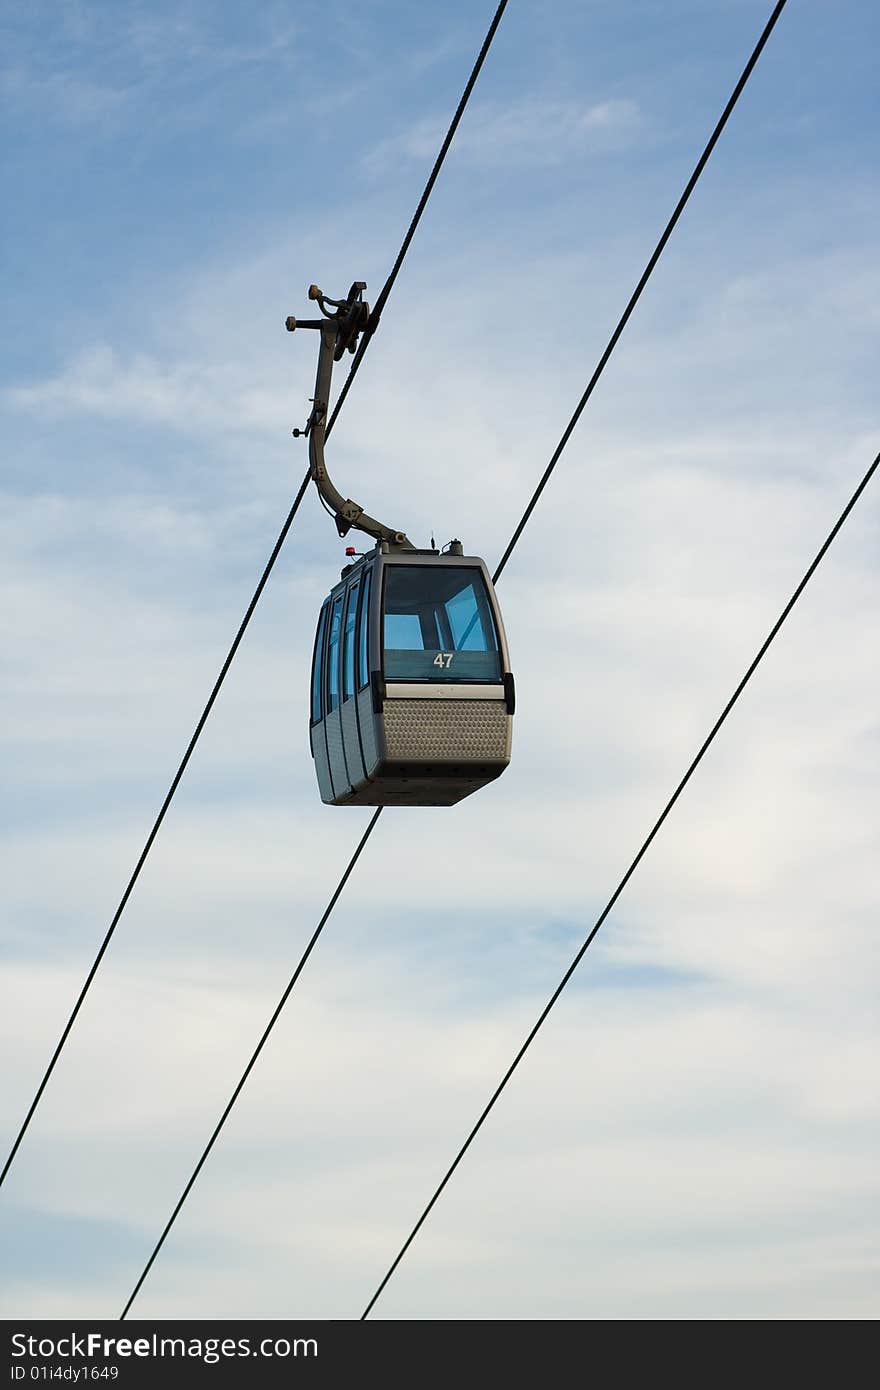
[286,281,413,549]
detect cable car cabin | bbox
[309,547,514,806]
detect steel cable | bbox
[326,2,510,434]
[111,0,802,1320]
[362,443,880,1317]
[120,809,382,1320]
[363,0,803,1317]
[1,0,509,1198]
[106,1,512,1313]
[1,473,311,1189]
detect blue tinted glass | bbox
[311,602,328,723]
[357,569,371,689]
[343,581,359,700]
[385,613,423,648]
[383,565,501,683]
[327,594,343,712]
[447,584,489,649]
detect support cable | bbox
[326,1,510,435]
[493,0,787,583]
[0,473,311,1190]
[0,0,509,1195]
[120,809,382,1320]
[119,0,796,1317]
[361,0,812,1316]
[362,444,879,1318]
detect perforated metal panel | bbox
[310,723,333,804]
[325,709,349,798]
[357,686,380,776]
[340,698,365,786]
[383,697,510,763]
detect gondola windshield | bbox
[383,566,501,683]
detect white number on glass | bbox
[433,652,454,668]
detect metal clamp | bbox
[286,282,414,549]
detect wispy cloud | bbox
[363,97,643,175]
[0,65,130,125]
[1,3,300,134]
[3,346,286,438]
[122,8,299,76]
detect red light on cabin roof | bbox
[345,546,356,556]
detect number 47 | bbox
[433,652,454,668]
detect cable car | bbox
[310,544,513,806]
[288,282,514,806]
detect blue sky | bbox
[2,0,879,1320]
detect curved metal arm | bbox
[287,284,414,550]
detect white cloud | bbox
[3,346,287,438]
[2,946,878,1318]
[0,65,130,124]
[363,97,643,175]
